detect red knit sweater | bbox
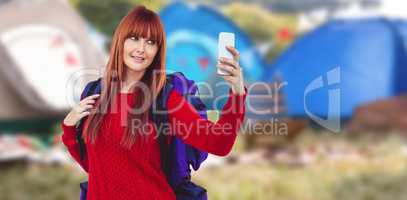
[61,88,247,200]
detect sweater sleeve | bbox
[167,87,247,156]
[61,120,89,172]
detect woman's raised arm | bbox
[167,88,247,156]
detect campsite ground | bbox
[1,128,406,200]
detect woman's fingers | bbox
[218,57,240,77]
[81,104,94,112]
[80,99,95,106]
[78,94,99,113]
[222,75,235,83]
[78,111,91,118]
[217,63,239,76]
[219,57,239,69]
[64,94,98,126]
[226,46,240,61]
[218,46,241,76]
[85,94,100,99]
[83,94,100,102]
[75,104,93,114]
[217,46,246,95]
[79,94,99,106]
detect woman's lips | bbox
[132,56,145,63]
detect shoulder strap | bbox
[76,78,102,160]
[152,73,209,183]
[150,76,174,178]
[80,78,102,100]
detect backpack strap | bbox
[150,76,174,179]
[76,78,102,160]
[151,73,209,186]
[151,73,197,180]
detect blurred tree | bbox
[69,0,168,37]
[69,1,296,64]
[222,3,297,63]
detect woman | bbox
[61,5,246,200]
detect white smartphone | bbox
[217,32,235,76]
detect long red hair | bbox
[84,5,167,148]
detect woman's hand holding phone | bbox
[217,46,245,95]
[63,94,100,126]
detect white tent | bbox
[0,0,106,121]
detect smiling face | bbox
[123,35,159,73]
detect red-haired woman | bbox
[61,5,246,200]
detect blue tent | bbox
[160,2,266,109]
[393,19,407,53]
[265,18,407,119]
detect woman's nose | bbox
[136,40,146,53]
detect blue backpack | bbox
[76,72,208,200]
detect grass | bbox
[0,164,84,200]
[193,129,407,200]
[0,129,406,200]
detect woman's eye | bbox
[130,36,138,41]
[147,40,156,45]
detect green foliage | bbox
[69,1,296,63]
[222,3,298,63]
[69,0,168,37]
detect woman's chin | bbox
[126,64,148,72]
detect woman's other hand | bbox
[63,94,100,126]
